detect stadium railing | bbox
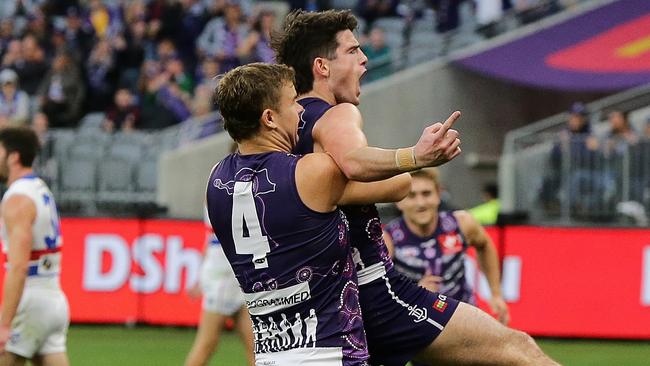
[500,84,650,226]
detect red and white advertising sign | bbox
[471,226,650,339]
[1,219,649,338]
[1,218,206,326]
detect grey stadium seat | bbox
[58,158,97,210]
[97,158,134,202]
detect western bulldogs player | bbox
[0,127,69,366]
[273,10,557,366]
[185,209,254,366]
[206,63,411,365]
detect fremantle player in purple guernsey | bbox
[383,169,509,325]
[273,10,558,366]
[206,63,411,365]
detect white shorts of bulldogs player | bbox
[5,287,69,358]
[200,244,246,315]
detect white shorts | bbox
[6,286,69,358]
[200,245,245,316]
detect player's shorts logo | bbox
[9,331,20,345]
[433,295,448,313]
[407,304,428,323]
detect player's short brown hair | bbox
[410,168,441,191]
[271,9,357,95]
[215,63,295,142]
[0,126,40,167]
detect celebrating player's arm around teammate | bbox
[383,168,509,325]
[184,210,254,366]
[206,62,410,365]
[273,10,558,365]
[0,127,70,366]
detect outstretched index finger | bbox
[433,111,461,137]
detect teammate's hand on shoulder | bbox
[413,111,462,167]
[418,275,442,292]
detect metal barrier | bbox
[529,135,649,224]
[501,84,650,226]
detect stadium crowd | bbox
[0,0,585,133]
[0,0,597,216]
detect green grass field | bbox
[64,325,650,366]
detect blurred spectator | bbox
[113,16,149,91]
[605,110,638,154]
[147,0,176,40]
[165,57,194,95]
[628,117,650,205]
[238,9,276,64]
[174,0,209,72]
[0,69,30,127]
[31,111,50,148]
[85,38,118,111]
[30,111,56,184]
[8,35,49,95]
[50,25,69,53]
[540,102,612,214]
[468,182,500,225]
[197,0,249,72]
[0,19,15,54]
[157,79,193,122]
[1,40,23,69]
[63,6,95,61]
[103,88,141,133]
[38,51,85,128]
[195,58,220,89]
[191,83,214,118]
[356,0,399,34]
[361,27,392,82]
[139,60,191,129]
[24,9,51,49]
[156,38,179,65]
[88,0,111,38]
[605,110,641,204]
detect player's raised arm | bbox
[314,105,462,182]
[295,153,411,212]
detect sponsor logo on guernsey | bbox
[433,294,448,313]
[244,282,311,315]
[438,233,463,255]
